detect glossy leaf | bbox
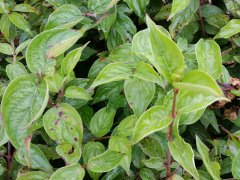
[1,75,48,148]
[45,4,83,30]
[134,62,164,87]
[9,12,31,34]
[49,164,85,180]
[169,0,190,19]
[173,70,225,97]
[90,106,116,137]
[26,28,84,75]
[124,76,155,117]
[109,136,131,153]
[13,4,38,14]
[65,86,92,101]
[90,62,132,89]
[43,103,83,147]
[232,150,240,179]
[87,150,124,173]
[88,0,117,14]
[0,14,11,40]
[214,19,240,39]
[169,136,199,179]
[196,136,221,180]
[195,39,222,79]
[0,113,8,146]
[131,106,172,144]
[146,15,185,83]
[116,115,138,137]
[61,43,88,76]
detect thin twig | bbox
[198,0,206,37]
[166,89,179,179]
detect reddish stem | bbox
[7,141,12,180]
[166,89,179,179]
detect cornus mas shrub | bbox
[0,0,240,179]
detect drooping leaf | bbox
[232,150,240,179]
[87,150,124,173]
[196,136,221,180]
[43,103,83,147]
[169,136,199,179]
[26,28,84,75]
[146,15,185,83]
[90,62,132,89]
[131,106,172,144]
[214,19,240,39]
[49,164,85,180]
[168,0,190,20]
[90,106,116,137]
[124,76,155,117]
[45,4,83,30]
[1,75,48,148]
[195,39,222,79]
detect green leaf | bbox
[44,71,64,93]
[173,70,225,97]
[232,150,240,179]
[0,43,14,55]
[87,149,124,173]
[195,39,222,79]
[61,43,88,76]
[13,4,38,14]
[123,0,149,18]
[90,106,116,137]
[116,115,138,137]
[45,4,83,30]
[88,0,118,14]
[146,15,185,83]
[49,164,85,180]
[131,106,172,144]
[134,62,165,87]
[179,108,205,125]
[15,144,53,173]
[169,0,199,37]
[196,136,221,180]
[124,76,155,117]
[139,168,155,180]
[83,142,105,180]
[56,143,81,165]
[142,157,164,171]
[0,14,11,40]
[43,103,83,147]
[65,86,92,101]
[1,75,48,148]
[17,171,49,180]
[9,12,31,35]
[169,0,190,19]
[214,19,240,39]
[26,28,84,75]
[109,136,131,153]
[169,136,199,179]
[15,39,31,55]
[6,62,28,80]
[0,113,8,146]
[90,62,132,89]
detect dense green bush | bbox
[0,0,240,179]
